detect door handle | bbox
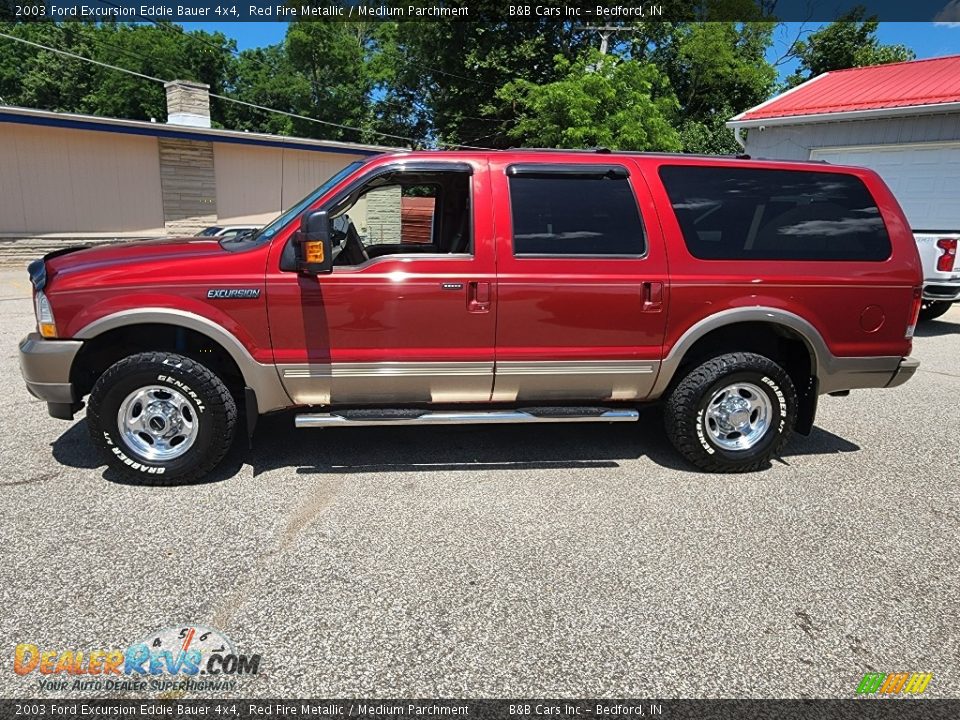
[642,281,663,312]
[467,281,491,313]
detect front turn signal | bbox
[35,291,57,338]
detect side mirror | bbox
[297,210,333,275]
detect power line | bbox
[0,29,491,149]
[93,0,505,93]
[87,0,509,142]
[0,30,167,84]
[208,91,485,149]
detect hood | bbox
[45,237,228,283]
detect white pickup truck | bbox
[914,233,960,321]
[808,144,959,322]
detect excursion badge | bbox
[207,288,261,299]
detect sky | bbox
[188,21,960,85]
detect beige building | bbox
[0,81,397,264]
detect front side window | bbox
[658,166,892,261]
[328,170,472,266]
[508,170,645,257]
[355,184,438,247]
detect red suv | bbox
[19,150,922,482]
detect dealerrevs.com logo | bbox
[856,672,933,696]
[13,625,261,692]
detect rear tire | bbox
[918,300,952,323]
[87,352,237,485]
[664,352,796,473]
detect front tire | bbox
[87,352,237,484]
[664,352,796,473]
[918,300,952,323]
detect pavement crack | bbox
[795,609,819,640]
[929,506,960,526]
[918,369,960,379]
[0,472,55,487]
[845,633,870,657]
[210,478,344,629]
[279,480,344,550]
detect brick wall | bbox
[159,138,217,235]
[364,186,402,245]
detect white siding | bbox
[0,123,164,235]
[810,142,960,230]
[214,143,283,226]
[0,119,371,239]
[742,112,960,162]
[280,147,363,209]
[214,143,367,226]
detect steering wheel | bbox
[344,224,370,264]
[332,217,369,266]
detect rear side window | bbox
[658,166,891,261]
[508,170,645,256]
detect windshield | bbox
[224,161,365,250]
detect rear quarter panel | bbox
[640,158,922,360]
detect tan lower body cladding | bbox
[278,360,661,406]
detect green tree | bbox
[220,21,404,145]
[379,16,594,147]
[216,43,306,136]
[679,107,743,154]
[281,21,375,140]
[640,22,776,154]
[784,7,915,88]
[0,21,235,122]
[496,52,681,151]
[0,16,782,153]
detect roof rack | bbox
[506,147,611,153]
[506,147,757,160]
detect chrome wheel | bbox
[703,382,773,451]
[117,385,199,461]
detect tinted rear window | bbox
[658,166,891,261]
[509,175,645,256]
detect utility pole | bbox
[574,24,640,55]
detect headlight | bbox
[34,291,57,338]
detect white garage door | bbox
[810,142,960,232]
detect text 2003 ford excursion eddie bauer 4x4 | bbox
[19,150,922,483]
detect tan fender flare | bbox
[75,308,292,413]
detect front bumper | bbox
[19,333,83,417]
[885,356,920,389]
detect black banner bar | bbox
[2,700,960,720]
[2,0,959,23]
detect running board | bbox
[295,408,639,428]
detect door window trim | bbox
[507,163,630,179]
[505,164,648,260]
[281,161,476,272]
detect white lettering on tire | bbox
[103,431,165,474]
[761,376,788,433]
[695,413,715,454]
[156,374,206,413]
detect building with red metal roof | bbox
[730,55,960,126]
[725,55,960,235]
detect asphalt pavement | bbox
[0,269,957,698]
